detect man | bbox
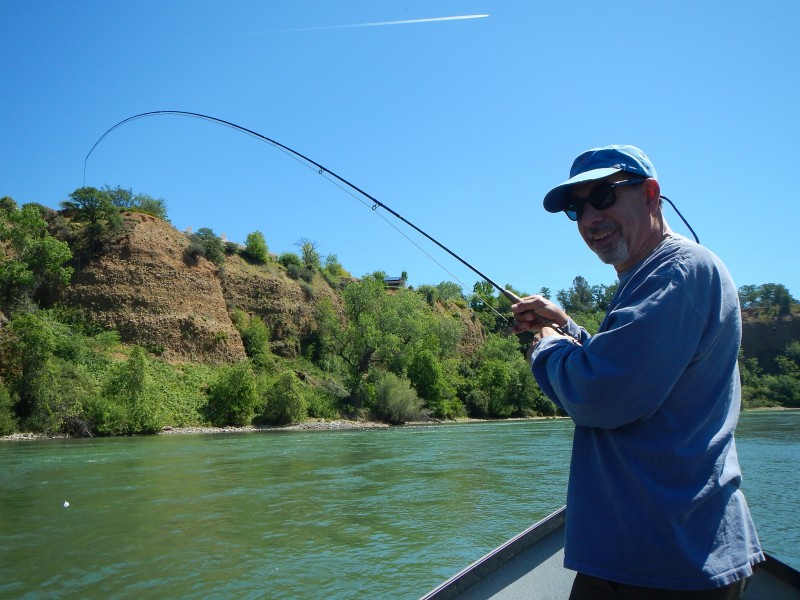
[511,145,763,599]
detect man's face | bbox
[570,173,657,272]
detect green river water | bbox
[1,411,798,599]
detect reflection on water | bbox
[0,412,797,599]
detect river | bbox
[1,411,798,599]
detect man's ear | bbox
[643,179,661,213]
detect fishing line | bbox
[83,110,515,322]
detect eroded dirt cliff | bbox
[58,213,353,363]
[61,213,246,363]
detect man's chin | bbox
[593,244,629,266]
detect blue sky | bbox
[2,1,798,301]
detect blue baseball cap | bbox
[543,145,657,213]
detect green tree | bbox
[102,185,168,220]
[408,349,452,417]
[3,311,58,423]
[323,253,348,278]
[132,193,168,220]
[436,281,464,301]
[592,282,618,312]
[470,280,496,311]
[103,185,135,209]
[739,283,797,316]
[0,203,73,311]
[316,275,464,410]
[244,231,269,263]
[557,276,595,313]
[298,238,321,271]
[0,196,18,213]
[278,251,313,281]
[60,187,123,262]
[416,284,439,306]
[317,276,384,399]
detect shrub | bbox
[93,347,163,435]
[258,371,307,425]
[203,362,259,426]
[278,252,302,269]
[416,284,439,306]
[306,387,341,420]
[244,318,274,369]
[372,371,428,425]
[0,379,17,435]
[323,253,348,278]
[183,242,207,265]
[186,228,225,266]
[0,202,73,311]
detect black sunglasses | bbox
[564,178,647,222]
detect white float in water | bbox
[63,500,69,508]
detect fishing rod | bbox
[84,111,579,338]
[84,111,526,304]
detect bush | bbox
[183,242,207,265]
[24,358,99,436]
[0,202,73,311]
[0,379,17,435]
[203,362,259,426]
[258,371,307,425]
[278,252,302,269]
[286,262,314,283]
[740,343,800,408]
[372,371,428,425]
[242,316,274,371]
[186,228,225,266]
[92,347,163,435]
[306,387,341,420]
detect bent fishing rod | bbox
[84,110,527,305]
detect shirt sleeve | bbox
[531,260,707,429]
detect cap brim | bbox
[543,167,622,213]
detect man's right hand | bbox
[510,295,569,334]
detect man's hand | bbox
[510,295,569,334]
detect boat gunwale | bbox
[419,506,800,600]
[419,506,567,600]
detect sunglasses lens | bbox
[565,206,579,221]
[588,184,616,211]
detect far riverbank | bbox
[4,409,793,442]
[1,416,569,442]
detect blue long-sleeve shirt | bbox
[531,235,764,590]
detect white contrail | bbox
[281,14,489,33]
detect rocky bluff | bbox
[60,213,344,364]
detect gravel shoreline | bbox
[0,418,409,441]
[158,419,392,435]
